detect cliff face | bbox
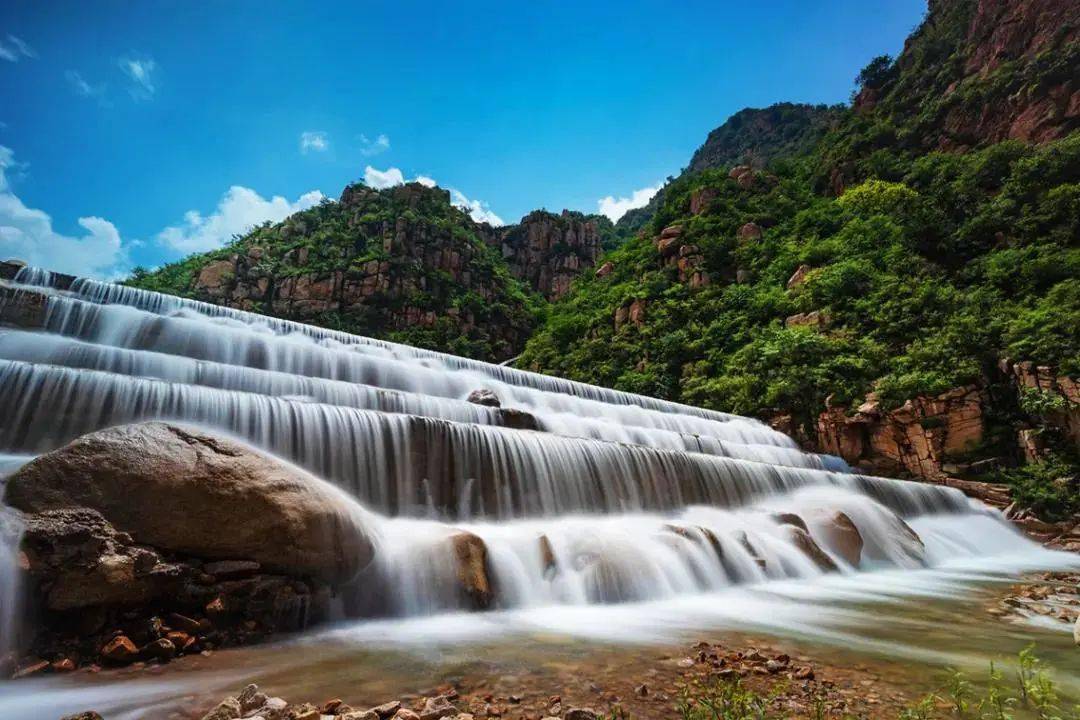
[130,183,542,361]
[853,0,1079,148]
[493,211,606,301]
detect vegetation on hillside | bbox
[129,185,544,360]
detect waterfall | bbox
[0,265,1054,632]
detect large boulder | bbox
[5,423,373,584]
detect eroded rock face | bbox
[5,422,373,584]
[494,210,604,301]
[18,508,185,611]
[816,387,986,480]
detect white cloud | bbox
[118,55,157,99]
[359,133,390,157]
[66,70,106,100]
[363,166,503,225]
[0,35,36,62]
[451,189,504,226]
[597,184,661,222]
[300,131,329,154]
[0,146,130,279]
[158,185,324,254]
[364,165,406,189]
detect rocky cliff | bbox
[493,210,608,301]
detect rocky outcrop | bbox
[5,422,373,583]
[493,210,605,300]
[856,0,1079,149]
[12,506,332,675]
[1003,360,1080,451]
[816,387,986,480]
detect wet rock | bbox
[394,710,421,720]
[1074,614,1079,646]
[17,508,183,611]
[287,703,321,720]
[784,526,839,572]
[807,511,863,567]
[100,635,139,664]
[201,696,242,720]
[565,709,600,720]
[5,422,374,584]
[450,532,494,609]
[373,701,403,718]
[420,695,457,720]
[140,637,176,661]
[12,658,49,678]
[538,535,558,578]
[467,389,501,408]
[204,560,262,579]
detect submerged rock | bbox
[467,389,501,407]
[5,422,373,584]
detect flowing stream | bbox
[0,266,1076,718]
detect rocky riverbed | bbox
[59,637,927,720]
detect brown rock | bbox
[372,701,403,718]
[100,635,139,664]
[467,389,501,408]
[594,261,614,278]
[5,422,374,584]
[737,222,762,241]
[450,532,494,609]
[807,511,863,567]
[786,264,811,290]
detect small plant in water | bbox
[945,667,973,717]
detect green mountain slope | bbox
[129,183,543,361]
[522,0,1080,512]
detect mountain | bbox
[129,183,544,361]
[615,103,843,234]
[521,0,1079,516]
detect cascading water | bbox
[0,264,1072,637]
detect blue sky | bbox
[1,0,925,278]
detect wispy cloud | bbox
[0,146,130,279]
[158,186,325,254]
[118,55,157,100]
[359,133,390,157]
[300,131,329,154]
[597,183,661,222]
[362,166,504,225]
[0,34,36,62]
[451,189,503,226]
[65,70,107,101]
